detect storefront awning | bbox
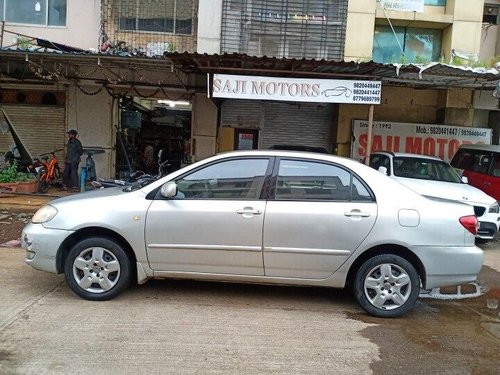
[1,49,498,91]
[165,52,500,90]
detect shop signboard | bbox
[351,120,492,162]
[209,74,381,105]
[380,0,424,13]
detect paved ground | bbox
[0,243,499,374]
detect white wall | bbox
[474,90,499,110]
[197,0,222,53]
[2,0,101,50]
[67,85,114,179]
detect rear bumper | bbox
[410,245,484,289]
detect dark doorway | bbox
[234,129,259,150]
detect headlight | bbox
[32,205,58,223]
[488,202,499,214]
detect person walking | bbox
[62,129,83,191]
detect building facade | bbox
[1,0,499,180]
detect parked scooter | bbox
[92,149,171,189]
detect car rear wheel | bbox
[64,237,131,300]
[354,254,419,318]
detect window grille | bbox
[221,0,348,60]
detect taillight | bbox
[459,215,478,235]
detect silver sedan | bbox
[22,150,483,317]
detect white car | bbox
[23,150,484,318]
[369,152,500,240]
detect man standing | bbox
[63,129,83,191]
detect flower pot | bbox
[0,182,18,192]
[15,180,38,193]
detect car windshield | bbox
[393,156,462,183]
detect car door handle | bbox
[344,210,370,218]
[236,208,262,215]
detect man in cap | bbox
[62,129,83,191]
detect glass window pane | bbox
[373,25,442,63]
[352,177,373,201]
[175,0,193,35]
[6,0,47,25]
[424,0,446,5]
[176,159,269,200]
[137,0,174,32]
[119,0,136,30]
[275,160,352,201]
[0,1,4,22]
[404,28,442,63]
[373,25,405,63]
[48,0,66,26]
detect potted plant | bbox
[0,161,38,193]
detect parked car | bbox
[23,150,483,318]
[369,151,500,240]
[450,144,500,202]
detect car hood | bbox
[49,187,127,206]
[394,177,495,205]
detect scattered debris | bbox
[419,282,485,300]
[1,239,21,248]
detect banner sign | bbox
[351,120,492,162]
[210,74,381,105]
[380,0,424,13]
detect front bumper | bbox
[476,211,500,240]
[411,245,484,289]
[22,223,73,274]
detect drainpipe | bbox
[364,104,375,165]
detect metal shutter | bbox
[221,100,263,128]
[0,105,66,161]
[262,102,333,151]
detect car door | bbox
[263,158,377,279]
[145,157,272,275]
[482,153,500,201]
[454,149,493,193]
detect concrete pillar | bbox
[191,93,218,161]
[197,0,223,54]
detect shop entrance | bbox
[115,97,191,179]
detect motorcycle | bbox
[92,149,171,189]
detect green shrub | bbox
[0,161,36,183]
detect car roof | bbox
[458,144,500,153]
[371,151,443,161]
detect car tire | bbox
[64,236,131,301]
[353,254,420,318]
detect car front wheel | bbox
[354,254,419,318]
[64,237,131,300]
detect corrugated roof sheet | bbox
[1,49,499,89]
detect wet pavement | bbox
[351,263,500,375]
[0,194,498,374]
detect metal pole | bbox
[364,105,375,165]
[0,21,5,48]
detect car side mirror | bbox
[160,182,178,198]
[461,176,469,184]
[378,166,389,176]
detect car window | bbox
[175,159,269,200]
[490,154,500,177]
[274,159,372,201]
[369,154,391,175]
[393,156,461,183]
[451,149,475,170]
